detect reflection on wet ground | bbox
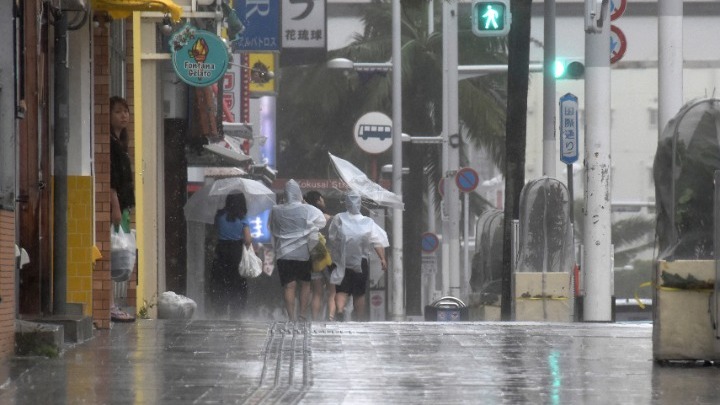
[1,320,720,404]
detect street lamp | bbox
[327,58,393,72]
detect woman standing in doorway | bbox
[110,96,136,322]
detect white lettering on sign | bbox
[246,0,271,18]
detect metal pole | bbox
[583,0,612,321]
[462,192,469,300]
[658,0,683,137]
[543,0,556,177]
[53,10,69,315]
[440,2,451,296]
[390,0,405,320]
[443,0,461,299]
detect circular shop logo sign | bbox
[169,25,229,87]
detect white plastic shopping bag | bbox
[238,244,263,278]
[111,227,136,282]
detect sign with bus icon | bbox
[354,112,393,154]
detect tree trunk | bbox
[501,0,532,320]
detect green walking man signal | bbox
[471,0,512,37]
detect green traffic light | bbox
[471,0,511,37]
[554,60,585,80]
[477,3,505,31]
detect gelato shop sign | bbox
[169,25,229,87]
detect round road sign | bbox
[455,167,480,193]
[610,0,627,21]
[371,293,383,307]
[610,25,627,64]
[353,112,393,155]
[421,232,440,253]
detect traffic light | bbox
[554,60,585,80]
[471,0,512,37]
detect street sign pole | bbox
[455,167,479,302]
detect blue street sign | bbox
[421,232,440,253]
[233,0,281,51]
[455,167,480,193]
[559,93,579,165]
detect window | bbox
[110,19,126,98]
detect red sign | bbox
[610,25,627,64]
[455,167,480,193]
[371,294,383,307]
[610,0,627,21]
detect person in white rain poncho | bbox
[328,191,388,321]
[269,180,327,321]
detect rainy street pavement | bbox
[2,320,720,404]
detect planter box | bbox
[467,293,501,321]
[653,260,719,361]
[514,272,573,322]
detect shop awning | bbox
[92,0,183,22]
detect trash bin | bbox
[424,296,469,321]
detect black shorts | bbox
[277,259,312,286]
[336,259,369,296]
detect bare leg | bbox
[311,278,324,320]
[299,281,312,320]
[353,294,367,322]
[327,284,337,320]
[335,291,349,320]
[284,281,297,321]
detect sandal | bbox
[111,307,135,323]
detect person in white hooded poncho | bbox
[327,191,388,321]
[269,180,327,321]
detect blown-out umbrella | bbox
[328,152,404,209]
[183,177,276,224]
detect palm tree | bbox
[276,0,509,314]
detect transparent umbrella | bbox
[183,177,276,223]
[328,152,404,209]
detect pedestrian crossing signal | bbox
[471,0,511,37]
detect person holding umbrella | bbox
[208,193,253,319]
[269,180,326,321]
[327,191,388,322]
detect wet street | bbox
[1,320,720,404]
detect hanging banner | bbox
[248,52,278,96]
[169,25,229,87]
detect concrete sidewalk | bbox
[1,320,719,404]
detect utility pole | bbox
[442,0,461,299]
[543,0,556,177]
[658,0,683,136]
[389,0,405,320]
[583,0,613,321]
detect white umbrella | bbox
[328,152,404,209]
[184,177,276,223]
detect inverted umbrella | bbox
[328,152,404,209]
[184,177,276,223]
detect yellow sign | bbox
[91,0,183,22]
[248,52,277,96]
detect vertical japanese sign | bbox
[233,0,281,51]
[281,0,327,66]
[225,53,243,122]
[559,93,579,165]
